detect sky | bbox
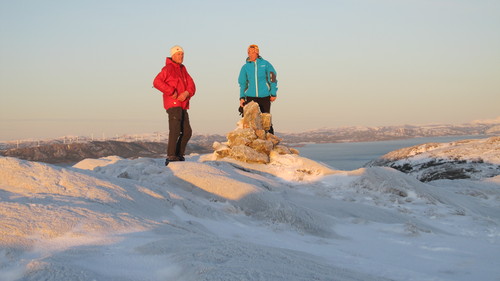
[1,0,499,141]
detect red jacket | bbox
[153,58,196,110]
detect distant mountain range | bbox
[277,122,500,144]
[1,121,499,164]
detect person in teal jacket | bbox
[238,44,278,134]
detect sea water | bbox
[298,135,491,171]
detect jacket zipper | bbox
[254,61,259,97]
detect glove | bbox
[238,98,248,117]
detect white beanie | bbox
[170,45,184,56]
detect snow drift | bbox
[1,147,499,280]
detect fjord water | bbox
[297,135,491,171]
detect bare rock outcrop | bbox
[212,101,298,164]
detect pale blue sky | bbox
[1,0,499,140]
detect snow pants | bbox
[166,107,192,157]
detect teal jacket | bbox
[238,57,278,99]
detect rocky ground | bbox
[366,136,500,182]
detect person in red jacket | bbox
[153,45,196,165]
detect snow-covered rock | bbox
[366,136,500,182]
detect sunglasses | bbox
[248,44,259,50]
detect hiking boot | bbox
[165,156,181,166]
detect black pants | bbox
[245,96,274,134]
[166,107,192,157]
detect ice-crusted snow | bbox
[0,150,499,281]
[367,136,500,181]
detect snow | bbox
[1,149,499,281]
[472,116,500,125]
[367,136,500,182]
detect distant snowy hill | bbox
[366,136,500,182]
[0,134,225,152]
[1,143,499,280]
[2,119,499,164]
[279,122,500,143]
[0,141,167,163]
[2,118,499,151]
[0,139,218,164]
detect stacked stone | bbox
[212,101,299,164]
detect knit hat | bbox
[248,44,259,53]
[170,45,184,56]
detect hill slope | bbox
[1,149,499,280]
[366,136,500,181]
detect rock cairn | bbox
[212,101,299,164]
